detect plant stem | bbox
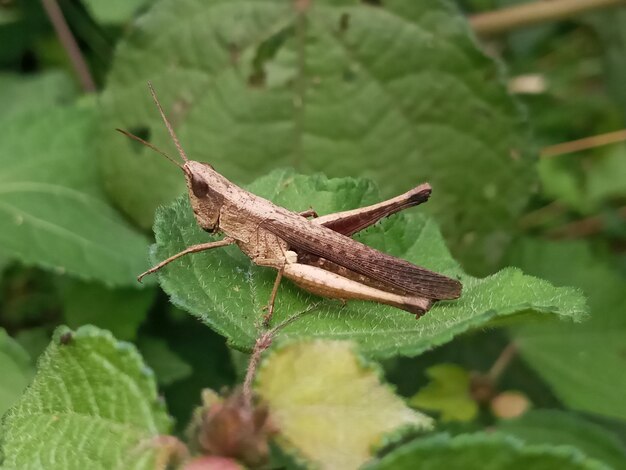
[541,129,626,157]
[242,331,274,410]
[292,3,308,170]
[548,206,626,239]
[488,343,518,383]
[41,0,96,92]
[470,0,626,36]
[241,302,322,409]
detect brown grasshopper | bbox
[121,83,461,324]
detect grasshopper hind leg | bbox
[283,263,432,318]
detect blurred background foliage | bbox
[0,0,625,468]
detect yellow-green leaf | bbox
[255,340,432,470]
[409,364,477,422]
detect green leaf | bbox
[98,0,534,273]
[82,0,153,24]
[0,71,76,125]
[61,280,156,341]
[256,340,432,470]
[585,10,626,120]
[586,145,626,206]
[538,155,588,212]
[538,145,626,214]
[0,326,174,470]
[409,364,477,422]
[364,432,610,470]
[152,170,586,357]
[0,329,33,416]
[508,238,626,421]
[137,336,193,386]
[0,101,153,286]
[497,410,626,469]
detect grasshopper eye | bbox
[190,174,209,198]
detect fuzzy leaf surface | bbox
[364,433,609,470]
[98,0,534,272]
[256,340,432,470]
[152,170,586,357]
[0,326,173,470]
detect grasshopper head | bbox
[139,82,223,233]
[184,161,222,233]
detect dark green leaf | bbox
[509,238,626,421]
[61,280,156,341]
[13,327,50,362]
[137,336,193,386]
[498,410,626,469]
[585,10,626,121]
[98,0,534,273]
[0,101,153,286]
[365,432,610,470]
[82,0,153,24]
[0,329,33,416]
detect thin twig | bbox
[541,129,626,158]
[548,206,626,239]
[470,0,626,37]
[487,343,518,383]
[41,0,96,92]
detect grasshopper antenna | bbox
[147,81,189,163]
[115,128,182,169]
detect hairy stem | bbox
[470,0,625,36]
[242,332,274,410]
[242,302,322,409]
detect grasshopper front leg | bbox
[254,251,298,326]
[283,263,432,317]
[262,267,284,326]
[138,237,235,282]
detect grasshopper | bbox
[121,83,461,324]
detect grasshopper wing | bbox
[263,219,462,300]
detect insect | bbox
[120,83,462,324]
